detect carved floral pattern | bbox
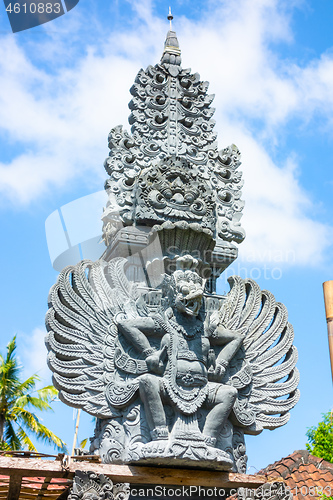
[68,471,130,500]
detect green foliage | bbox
[79,438,88,449]
[306,411,333,463]
[0,336,66,452]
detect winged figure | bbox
[46,25,299,472]
[46,254,299,471]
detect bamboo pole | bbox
[323,280,333,383]
[71,409,81,458]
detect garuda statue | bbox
[45,26,299,472]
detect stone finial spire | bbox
[161,9,181,68]
[168,6,173,29]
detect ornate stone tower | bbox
[101,27,245,294]
[45,24,299,473]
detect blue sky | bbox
[0,0,333,473]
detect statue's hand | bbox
[236,326,247,338]
[214,362,226,380]
[146,352,163,374]
[208,360,227,382]
[146,345,167,375]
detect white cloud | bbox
[19,327,51,383]
[293,54,333,120]
[0,0,332,265]
[210,119,332,267]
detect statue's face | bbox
[174,273,204,316]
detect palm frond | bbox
[16,396,52,412]
[4,421,21,450]
[16,427,37,452]
[37,386,58,403]
[0,338,21,404]
[34,422,67,452]
[5,337,17,362]
[17,375,39,393]
[79,438,88,449]
[0,439,11,451]
[0,336,65,452]
[11,408,40,434]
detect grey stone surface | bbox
[45,28,299,472]
[68,470,130,500]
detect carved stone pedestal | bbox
[68,470,130,500]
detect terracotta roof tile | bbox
[258,450,333,500]
[265,470,281,479]
[290,471,305,483]
[303,463,317,473]
[283,457,298,468]
[285,478,296,490]
[321,469,333,478]
[273,464,292,478]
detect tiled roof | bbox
[259,450,333,500]
[0,475,70,500]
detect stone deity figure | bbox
[46,24,299,472]
[117,255,245,449]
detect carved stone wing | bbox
[45,258,138,418]
[219,275,300,434]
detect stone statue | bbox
[117,255,244,443]
[45,24,299,472]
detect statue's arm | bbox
[117,316,169,375]
[208,324,245,346]
[145,333,170,375]
[208,325,245,381]
[117,317,157,357]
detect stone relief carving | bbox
[135,157,216,233]
[46,27,299,472]
[68,470,130,500]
